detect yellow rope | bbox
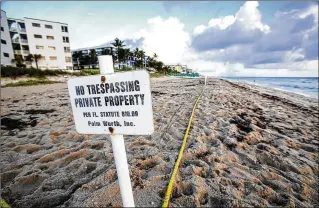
[162,87,205,208]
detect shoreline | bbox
[220,77,318,100]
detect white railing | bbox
[12,39,20,43]
[19,28,26,33]
[22,50,30,55]
[21,39,28,43]
[14,50,22,54]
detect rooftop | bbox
[24,17,68,25]
[8,18,25,22]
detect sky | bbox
[2,1,318,77]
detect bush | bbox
[16,64,27,68]
[150,73,163,78]
[83,69,100,75]
[115,66,134,72]
[0,199,11,208]
[1,67,70,78]
[72,71,88,76]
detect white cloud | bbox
[193,25,206,35]
[194,1,270,37]
[187,1,317,76]
[135,16,190,64]
[208,15,236,30]
[299,4,318,22]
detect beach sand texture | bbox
[1,77,318,207]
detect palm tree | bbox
[111,38,125,66]
[133,48,139,58]
[89,49,98,68]
[153,53,158,60]
[123,48,131,67]
[25,54,42,69]
[72,51,83,59]
[137,50,146,68]
[72,51,83,69]
[11,55,25,67]
[101,48,112,55]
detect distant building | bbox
[1,9,72,70]
[186,68,193,73]
[166,64,187,73]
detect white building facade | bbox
[1,10,15,66]
[1,10,73,70]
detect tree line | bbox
[72,38,177,74]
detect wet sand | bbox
[1,77,318,207]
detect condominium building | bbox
[1,10,14,66]
[1,10,73,70]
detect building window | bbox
[40,56,46,60]
[1,39,6,44]
[32,23,41,27]
[64,47,70,53]
[45,24,53,29]
[47,36,54,40]
[48,46,56,50]
[3,53,9,57]
[65,57,72,62]
[62,36,69,43]
[1,27,3,31]
[34,34,42,39]
[36,45,44,49]
[50,56,57,60]
[61,26,68,32]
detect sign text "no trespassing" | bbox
[74,80,145,108]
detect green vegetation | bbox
[0,66,90,78]
[82,69,100,75]
[4,79,58,87]
[150,73,163,78]
[1,66,69,78]
[0,199,11,208]
[115,66,134,72]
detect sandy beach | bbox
[1,77,318,207]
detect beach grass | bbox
[82,69,100,75]
[4,79,59,87]
[0,199,11,208]
[150,72,163,78]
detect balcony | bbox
[19,28,26,33]
[9,27,18,32]
[22,50,30,55]
[14,50,22,54]
[21,39,28,44]
[12,39,20,43]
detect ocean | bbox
[221,77,318,99]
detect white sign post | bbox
[68,55,154,207]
